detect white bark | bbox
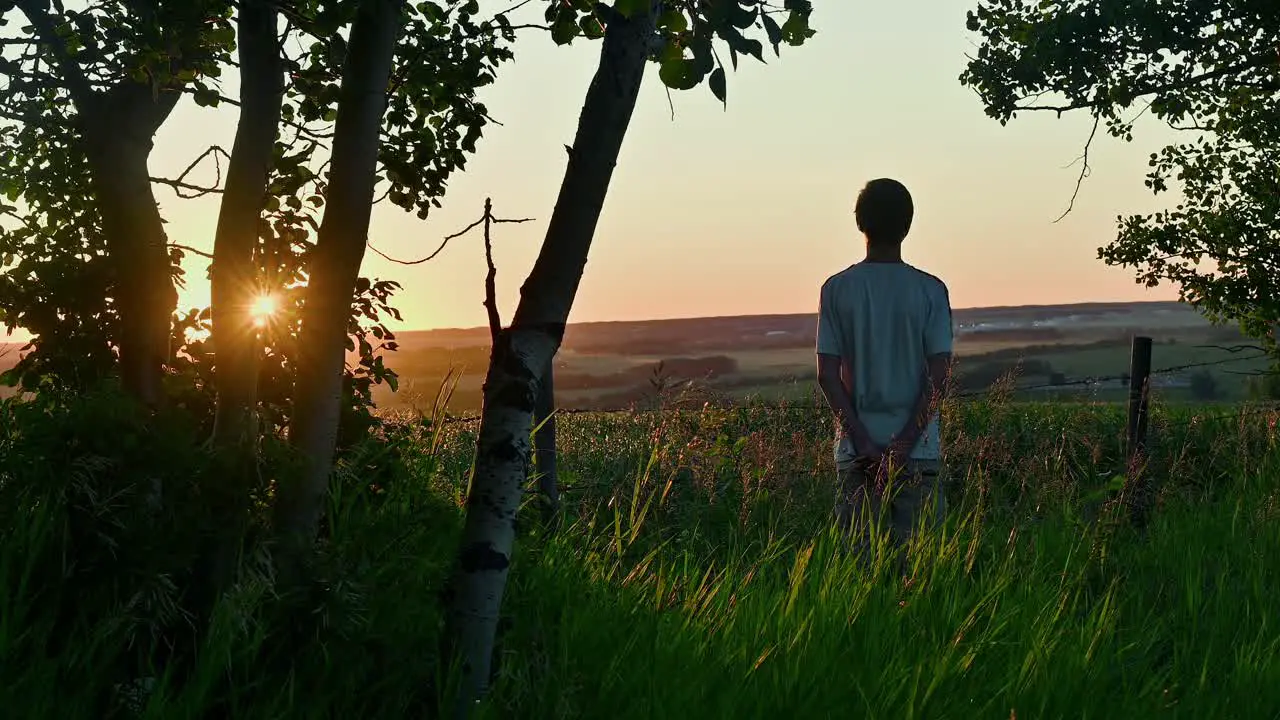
[445,5,656,713]
[278,0,403,556]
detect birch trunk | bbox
[277,0,403,557]
[444,6,655,712]
[533,359,559,519]
[211,0,285,447]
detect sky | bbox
[15,0,1189,338]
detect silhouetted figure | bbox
[815,178,954,563]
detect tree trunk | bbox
[533,358,559,520]
[211,0,285,447]
[17,0,181,409]
[83,86,184,409]
[444,6,654,712]
[277,0,403,557]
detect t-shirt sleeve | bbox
[815,280,841,356]
[924,280,953,356]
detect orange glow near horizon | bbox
[0,0,1190,345]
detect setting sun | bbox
[249,293,279,327]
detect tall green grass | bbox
[1,389,1277,717]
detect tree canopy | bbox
[961,0,1280,349]
[0,0,516,411]
[548,0,814,104]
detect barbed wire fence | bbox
[402,336,1277,516]
[423,341,1277,427]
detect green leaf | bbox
[730,4,758,29]
[417,1,446,22]
[658,56,700,91]
[614,0,651,19]
[551,10,579,45]
[657,9,687,33]
[761,13,782,55]
[781,9,816,46]
[659,37,683,65]
[192,87,220,107]
[579,13,605,40]
[709,67,726,107]
[689,39,715,76]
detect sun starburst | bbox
[249,293,279,327]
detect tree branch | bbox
[367,208,533,265]
[169,242,215,259]
[493,0,535,17]
[152,145,232,198]
[14,0,96,108]
[1015,53,1278,117]
[1052,113,1099,223]
[0,104,70,127]
[195,89,335,142]
[482,197,502,343]
[151,176,225,198]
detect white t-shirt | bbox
[816,261,953,461]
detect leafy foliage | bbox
[0,113,117,391]
[960,0,1280,352]
[0,0,236,389]
[547,0,815,106]
[171,276,402,447]
[0,1,518,431]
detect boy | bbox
[815,178,953,554]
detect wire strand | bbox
[410,345,1274,424]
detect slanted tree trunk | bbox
[444,5,655,712]
[277,0,403,557]
[534,359,558,520]
[211,0,285,447]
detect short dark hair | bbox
[855,178,914,244]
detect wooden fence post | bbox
[534,358,559,520]
[1125,336,1153,464]
[1124,335,1153,527]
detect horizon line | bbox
[0,298,1193,345]
[405,298,1191,335]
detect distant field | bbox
[369,301,1271,413]
[5,301,1275,410]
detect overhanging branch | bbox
[1014,52,1277,117]
[367,208,533,265]
[151,176,225,198]
[169,242,214,259]
[152,145,232,199]
[1053,113,1100,223]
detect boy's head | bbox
[855,178,914,246]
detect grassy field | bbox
[3,387,1279,717]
